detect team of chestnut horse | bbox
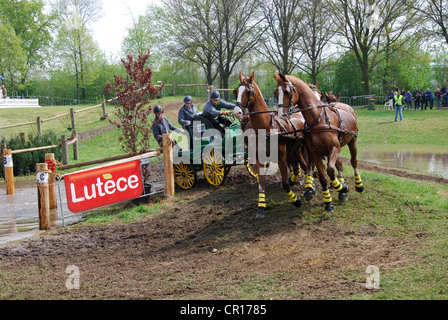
[233,72,364,218]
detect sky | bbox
[90,0,158,57]
[46,0,159,58]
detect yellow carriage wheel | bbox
[203,149,226,186]
[174,162,196,190]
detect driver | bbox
[202,91,236,136]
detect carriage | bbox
[173,114,257,190]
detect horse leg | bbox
[313,156,333,212]
[335,157,348,202]
[256,157,268,219]
[327,149,349,203]
[348,138,364,193]
[287,141,302,187]
[301,146,316,201]
[280,144,302,208]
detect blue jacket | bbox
[202,99,236,119]
[152,116,181,143]
[178,104,198,128]
[404,92,412,102]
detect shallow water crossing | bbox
[358,144,448,179]
[0,179,82,245]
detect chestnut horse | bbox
[233,72,309,218]
[274,73,364,213]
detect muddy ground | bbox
[0,100,445,300]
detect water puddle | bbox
[358,144,448,179]
[0,179,83,246]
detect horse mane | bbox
[283,74,322,104]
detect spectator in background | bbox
[413,87,421,110]
[435,88,442,109]
[442,86,448,107]
[401,88,405,96]
[1,85,6,99]
[394,90,404,122]
[422,89,429,110]
[426,88,434,110]
[404,90,413,110]
[387,89,395,108]
[443,88,448,108]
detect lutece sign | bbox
[64,160,144,213]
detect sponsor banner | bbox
[64,160,143,213]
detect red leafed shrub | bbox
[105,50,163,154]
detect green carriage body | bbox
[173,114,256,189]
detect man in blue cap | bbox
[202,91,236,135]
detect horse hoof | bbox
[256,209,266,219]
[324,203,334,213]
[292,198,302,208]
[288,177,297,187]
[304,188,316,201]
[341,184,349,194]
[356,185,364,193]
[339,193,348,202]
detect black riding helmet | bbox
[210,91,220,100]
[153,105,163,114]
[184,95,193,104]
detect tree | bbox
[121,6,159,63]
[51,0,103,26]
[331,0,417,95]
[53,14,103,103]
[412,0,448,46]
[259,0,303,75]
[296,0,337,85]
[212,0,265,95]
[105,51,162,155]
[52,0,103,102]
[0,0,55,93]
[0,25,27,95]
[160,0,219,86]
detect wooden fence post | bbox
[163,134,175,198]
[101,99,107,120]
[73,130,79,161]
[61,135,69,165]
[70,108,76,131]
[36,163,50,231]
[45,153,57,210]
[37,116,42,135]
[172,81,175,96]
[3,149,14,195]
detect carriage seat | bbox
[191,114,229,139]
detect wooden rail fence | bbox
[0,98,110,133]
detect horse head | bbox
[233,71,257,120]
[309,82,323,101]
[325,91,341,103]
[273,73,299,109]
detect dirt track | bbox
[0,163,426,300]
[0,99,442,300]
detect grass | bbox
[81,200,166,225]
